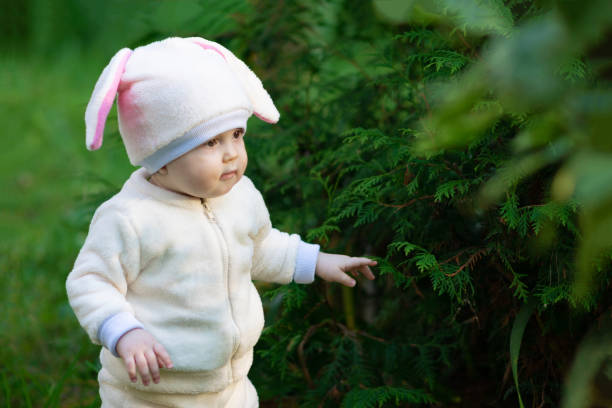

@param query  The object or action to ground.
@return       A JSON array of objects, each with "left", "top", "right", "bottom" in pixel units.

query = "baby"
[{"left": 65, "top": 37, "right": 376, "bottom": 407}]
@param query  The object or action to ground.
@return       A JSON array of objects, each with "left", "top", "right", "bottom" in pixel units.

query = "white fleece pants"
[{"left": 98, "top": 368, "right": 258, "bottom": 408}]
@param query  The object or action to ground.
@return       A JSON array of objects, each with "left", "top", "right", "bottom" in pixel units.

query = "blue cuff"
[
  {"left": 294, "top": 241, "right": 320, "bottom": 284},
  {"left": 97, "top": 312, "right": 144, "bottom": 357}
]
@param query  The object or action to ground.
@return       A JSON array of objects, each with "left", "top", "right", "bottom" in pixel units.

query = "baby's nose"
[{"left": 223, "top": 144, "right": 238, "bottom": 161}]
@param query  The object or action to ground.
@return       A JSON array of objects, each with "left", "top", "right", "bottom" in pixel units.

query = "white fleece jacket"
[{"left": 65, "top": 168, "right": 319, "bottom": 394}]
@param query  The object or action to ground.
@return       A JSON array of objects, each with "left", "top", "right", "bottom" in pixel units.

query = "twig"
[
  {"left": 334, "top": 321, "right": 386, "bottom": 344},
  {"left": 376, "top": 195, "right": 434, "bottom": 209},
  {"left": 440, "top": 248, "right": 472, "bottom": 265},
  {"left": 297, "top": 320, "right": 331, "bottom": 389},
  {"left": 456, "top": 31, "right": 480, "bottom": 58},
  {"left": 303, "top": 299, "right": 325, "bottom": 321},
  {"left": 403, "top": 166, "right": 413, "bottom": 185},
  {"left": 445, "top": 248, "right": 489, "bottom": 277},
  {"left": 443, "top": 159, "right": 464, "bottom": 177},
  {"left": 410, "top": 275, "right": 425, "bottom": 299}
]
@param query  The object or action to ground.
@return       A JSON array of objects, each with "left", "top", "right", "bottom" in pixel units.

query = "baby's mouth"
[{"left": 220, "top": 170, "right": 237, "bottom": 180}]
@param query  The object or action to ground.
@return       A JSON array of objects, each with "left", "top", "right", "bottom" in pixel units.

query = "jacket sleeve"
[
  {"left": 248, "top": 181, "right": 319, "bottom": 284},
  {"left": 65, "top": 205, "right": 142, "bottom": 347}
]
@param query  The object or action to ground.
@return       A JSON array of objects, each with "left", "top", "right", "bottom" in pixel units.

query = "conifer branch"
[{"left": 445, "top": 248, "right": 489, "bottom": 277}]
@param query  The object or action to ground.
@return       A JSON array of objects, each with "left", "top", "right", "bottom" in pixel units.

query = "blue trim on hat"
[{"left": 139, "top": 109, "right": 250, "bottom": 173}]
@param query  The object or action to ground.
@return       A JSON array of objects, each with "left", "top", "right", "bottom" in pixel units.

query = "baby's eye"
[
  {"left": 233, "top": 129, "right": 243, "bottom": 139},
  {"left": 206, "top": 139, "right": 217, "bottom": 147}
]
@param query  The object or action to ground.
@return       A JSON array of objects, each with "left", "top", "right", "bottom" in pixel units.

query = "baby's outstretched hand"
[
  {"left": 115, "top": 328, "right": 173, "bottom": 386},
  {"left": 315, "top": 252, "right": 377, "bottom": 287}
]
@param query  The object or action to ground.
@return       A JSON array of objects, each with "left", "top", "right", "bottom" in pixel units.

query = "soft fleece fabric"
[
  {"left": 98, "top": 369, "right": 258, "bottom": 407},
  {"left": 66, "top": 169, "right": 318, "bottom": 395}
]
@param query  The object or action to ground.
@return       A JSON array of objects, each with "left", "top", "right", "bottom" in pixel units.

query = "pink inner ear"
[
  {"left": 90, "top": 50, "right": 133, "bottom": 150},
  {"left": 190, "top": 40, "right": 227, "bottom": 61},
  {"left": 254, "top": 111, "right": 276, "bottom": 124}
]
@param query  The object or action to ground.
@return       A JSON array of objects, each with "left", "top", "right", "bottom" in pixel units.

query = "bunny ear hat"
[{"left": 84, "top": 37, "right": 280, "bottom": 173}]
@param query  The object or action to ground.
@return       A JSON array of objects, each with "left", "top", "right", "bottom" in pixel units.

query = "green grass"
[{"left": 0, "top": 45, "right": 135, "bottom": 407}]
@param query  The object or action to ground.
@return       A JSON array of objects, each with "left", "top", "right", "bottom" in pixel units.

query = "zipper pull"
[{"left": 202, "top": 199, "right": 216, "bottom": 222}]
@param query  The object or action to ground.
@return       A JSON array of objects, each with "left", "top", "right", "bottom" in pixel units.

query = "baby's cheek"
[{"left": 241, "top": 152, "right": 248, "bottom": 172}]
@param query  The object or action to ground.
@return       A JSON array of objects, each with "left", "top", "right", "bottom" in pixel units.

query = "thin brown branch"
[
  {"left": 456, "top": 31, "right": 480, "bottom": 58},
  {"left": 411, "top": 276, "right": 425, "bottom": 299},
  {"left": 303, "top": 299, "right": 326, "bottom": 321},
  {"left": 403, "top": 165, "right": 413, "bottom": 185},
  {"left": 376, "top": 195, "right": 434, "bottom": 208},
  {"left": 420, "top": 91, "right": 431, "bottom": 115},
  {"left": 445, "top": 248, "right": 489, "bottom": 277},
  {"left": 443, "top": 159, "right": 464, "bottom": 177},
  {"left": 298, "top": 320, "right": 331, "bottom": 389},
  {"left": 356, "top": 330, "right": 387, "bottom": 343},
  {"left": 440, "top": 248, "right": 472, "bottom": 265},
  {"left": 335, "top": 321, "right": 386, "bottom": 343}
]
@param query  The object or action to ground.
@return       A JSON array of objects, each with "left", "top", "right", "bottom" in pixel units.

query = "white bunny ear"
[
  {"left": 85, "top": 48, "right": 132, "bottom": 150},
  {"left": 187, "top": 37, "right": 280, "bottom": 124}
]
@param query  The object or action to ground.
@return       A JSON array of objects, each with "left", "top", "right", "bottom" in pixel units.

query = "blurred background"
[{"left": 1, "top": 0, "right": 612, "bottom": 407}]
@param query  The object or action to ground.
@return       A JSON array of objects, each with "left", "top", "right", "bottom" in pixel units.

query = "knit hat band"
[{"left": 138, "top": 109, "right": 250, "bottom": 173}]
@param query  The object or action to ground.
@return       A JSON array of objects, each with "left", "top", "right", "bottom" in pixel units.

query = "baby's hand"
[
  {"left": 315, "top": 252, "right": 377, "bottom": 287},
  {"left": 115, "top": 328, "right": 173, "bottom": 386}
]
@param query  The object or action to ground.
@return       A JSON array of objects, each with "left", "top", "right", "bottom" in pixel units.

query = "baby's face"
[{"left": 159, "top": 127, "right": 248, "bottom": 199}]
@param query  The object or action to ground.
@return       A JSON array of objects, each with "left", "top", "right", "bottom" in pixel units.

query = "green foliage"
[
  {"left": 244, "top": 0, "right": 611, "bottom": 406},
  {"left": 407, "top": 0, "right": 612, "bottom": 302},
  {"left": 341, "top": 386, "right": 435, "bottom": 408},
  {"left": 561, "top": 318, "right": 612, "bottom": 408},
  {"left": 509, "top": 297, "right": 537, "bottom": 408}
]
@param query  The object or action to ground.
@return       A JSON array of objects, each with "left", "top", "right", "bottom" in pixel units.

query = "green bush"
[{"left": 241, "top": 1, "right": 612, "bottom": 406}]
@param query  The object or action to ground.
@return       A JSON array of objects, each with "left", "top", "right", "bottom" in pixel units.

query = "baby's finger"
[
  {"left": 154, "top": 343, "right": 174, "bottom": 369},
  {"left": 337, "top": 271, "right": 356, "bottom": 287},
  {"left": 359, "top": 258, "right": 377, "bottom": 267},
  {"left": 123, "top": 355, "right": 138, "bottom": 383},
  {"left": 343, "top": 257, "right": 377, "bottom": 272},
  {"left": 145, "top": 349, "right": 161, "bottom": 384},
  {"left": 347, "top": 264, "right": 374, "bottom": 278},
  {"left": 358, "top": 264, "right": 376, "bottom": 280},
  {"left": 135, "top": 353, "right": 151, "bottom": 386}
]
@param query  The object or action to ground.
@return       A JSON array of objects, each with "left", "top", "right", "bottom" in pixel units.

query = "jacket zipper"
[{"left": 202, "top": 199, "right": 241, "bottom": 359}]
